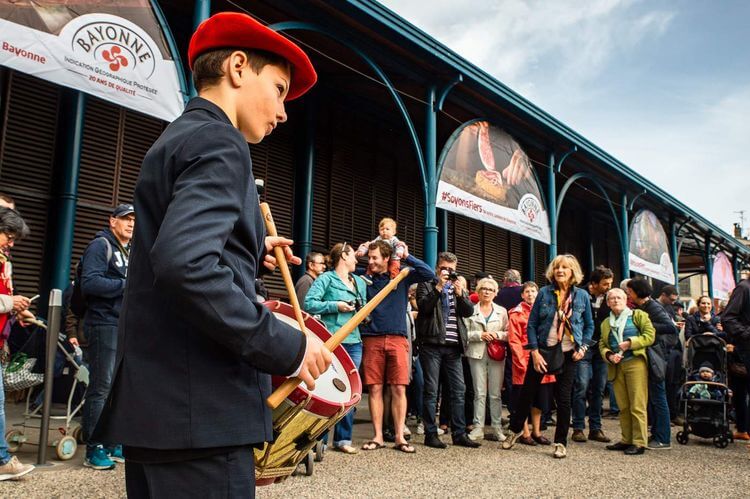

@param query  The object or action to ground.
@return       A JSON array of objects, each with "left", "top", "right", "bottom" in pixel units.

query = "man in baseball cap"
[{"left": 96, "top": 12, "right": 331, "bottom": 497}]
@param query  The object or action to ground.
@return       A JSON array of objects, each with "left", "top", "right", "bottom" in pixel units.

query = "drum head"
[{"left": 266, "top": 301, "right": 362, "bottom": 418}]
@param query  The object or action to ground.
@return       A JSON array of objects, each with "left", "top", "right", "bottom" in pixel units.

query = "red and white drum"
[{"left": 254, "top": 301, "right": 362, "bottom": 485}]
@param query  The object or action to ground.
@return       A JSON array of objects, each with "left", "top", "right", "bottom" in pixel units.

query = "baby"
[
  {"left": 687, "top": 364, "right": 724, "bottom": 401},
  {"left": 356, "top": 217, "right": 406, "bottom": 279}
]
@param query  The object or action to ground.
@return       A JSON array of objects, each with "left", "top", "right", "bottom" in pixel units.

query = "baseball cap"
[
  {"left": 111, "top": 204, "right": 135, "bottom": 218},
  {"left": 188, "top": 12, "right": 317, "bottom": 101}
]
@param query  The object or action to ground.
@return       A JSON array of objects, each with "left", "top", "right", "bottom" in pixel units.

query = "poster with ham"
[
  {"left": 712, "top": 252, "right": 735, "bottom": 300},
  {"left": 0, "top": 0, "right": 185, "bottom": 122},
  {"left": 628, "top": 210, "right": 675, "bottom": 283},
  {"left": 436, "top": 120, "right": 550, "bottom": 244}
]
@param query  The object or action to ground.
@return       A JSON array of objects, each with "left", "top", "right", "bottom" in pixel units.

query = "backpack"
[{"left": 69, "top": 237, "right": 112, "bottom": 318}]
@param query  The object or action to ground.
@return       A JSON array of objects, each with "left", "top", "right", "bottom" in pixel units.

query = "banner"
[
  {"left": 712, "top": 252, "right": 735, "bottom": 301},
  {"left": 436, "top": 120, "right": 550, "bottom": 243},
  {"left": 0, "top": 1, "right": 185, "bottom": 122},
  {"left": 628, "top": 210, "right": 675, "bottom": 283}
]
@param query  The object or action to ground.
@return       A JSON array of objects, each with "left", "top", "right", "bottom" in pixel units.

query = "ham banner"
[
  {"left": 437, "top": 120, "right": 550, "bottom": 244},
  {"left": 0, "top": 1, "right": 185, "bottom": 121},
  {"left": 628, "top": 209, "right": 675, "bottom": 283}
]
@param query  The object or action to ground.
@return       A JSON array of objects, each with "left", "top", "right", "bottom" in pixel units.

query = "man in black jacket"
[
  {"left": 96, "top": 13, "right": 331, "bottom": 497},
  {"left": 722, "top": 277, "right": 750, "bottom": 439},
  {"left": 80, "top": 203, "right": 134, "bottom": 470},
  {"left": 416, "top": 252, "right": 480, "bottom": 449},
  {"left": 571, "top": 266, "right": 614, "bottom": 444},
  {"left": 626, "top": 278, "right": 676, "bottom": 450}
]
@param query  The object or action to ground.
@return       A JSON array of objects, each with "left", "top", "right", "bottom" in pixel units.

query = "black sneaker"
[
  {"left": 606, "top": 442, "right": 630, "bottom": 451},
  {"left": 624, "top": 445, "right": 646, "bottom": 455},
  {"left": 452, "top": 434, "right": 481, "bottom": 448},
  {"left": 424, "top": 433, "right": 447, "bottom": 449}
]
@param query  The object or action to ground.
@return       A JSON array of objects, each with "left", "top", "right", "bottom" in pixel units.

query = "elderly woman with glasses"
[
  {"left": 464, "top": 277, "right": 509, "bottom": 442},
  {"left": 304, "top": 242, "right": 367, "bottom": 454},
  {"left": 503, "top": 254, "right": 594, "bottom": 459},
  {"left": 600, "top": 287, "right": 655, "bottom": 455}
]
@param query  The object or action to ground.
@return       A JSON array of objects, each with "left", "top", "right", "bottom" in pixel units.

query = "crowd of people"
[{"left": 294, "top": 219, "right": 750, "bottom": 459}]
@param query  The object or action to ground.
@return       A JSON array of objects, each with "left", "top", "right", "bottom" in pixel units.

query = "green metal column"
[
  {"left": 45, "top": 90, "right": 87, "bottom": 299},
  {"left": 669, "top": 215, "right": 679, "bottom": 285},
  {"left": 620, "top": 193, "right": 629, "bottom": 277},
  {"left": 189, "top": 0, "right": 211, "bottom": 97},
  {"left": 546, "top": 152, "right": 557, "bottom": 260},
  {"left": 524, "top": 237, "right": 535, "bottom": 282},
  {"left": 704, "top": 234, "right": 714, "bottom": 299},
  {"left": 293, "top": 98, "right": 316, "bottom": 280},
  {"left": 437, "top": 208, "right": 448, "bottom": 252},
  {"left": 423, "top": 86, "right": 438, "bottom": 268}
]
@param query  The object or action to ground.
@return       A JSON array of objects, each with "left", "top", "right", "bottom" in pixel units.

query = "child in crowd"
[
  {"left": 356, "top": 217, "right": 406, "bottom": 278},
  {"left": 687, "top": 364, "right": 725, "bottom": 401}
]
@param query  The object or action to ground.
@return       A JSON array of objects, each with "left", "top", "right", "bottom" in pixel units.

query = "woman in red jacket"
[{"left": 507, "top": 281, "right": 555, "bottom": 445}]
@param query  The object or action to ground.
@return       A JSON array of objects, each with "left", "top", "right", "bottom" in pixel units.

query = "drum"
[{"left": 254, "top": 301, "right": 362, "bottom": 485}]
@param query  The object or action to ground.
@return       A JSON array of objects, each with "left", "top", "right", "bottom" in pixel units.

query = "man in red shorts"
[{"left": 360, "top": 240, "right": 434, "bottom": 453}]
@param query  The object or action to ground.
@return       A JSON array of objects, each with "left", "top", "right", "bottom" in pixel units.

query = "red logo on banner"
[{"left": 102, "top": 46, "right": 128, "bottom": 72}]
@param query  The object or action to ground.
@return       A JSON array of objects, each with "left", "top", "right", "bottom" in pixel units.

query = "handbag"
[
  {"left": 537, "top": 343, "right": 564, "bottom": 375},
  {"left": 487, "top": 340, "right": 506, "bottom": 361},
  {"left": 2, "top": 353, "right": 44, "bottom": 392},
  {"left": 728, "top": 352, "right": 748, "bottom": 379},
  {"left": 646, "top": 343, "right": 667, "bottom": 382}
]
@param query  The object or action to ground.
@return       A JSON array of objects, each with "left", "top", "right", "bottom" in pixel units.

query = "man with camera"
[{"left": 416, "top": 252, "right": 480, "bottom": 449}]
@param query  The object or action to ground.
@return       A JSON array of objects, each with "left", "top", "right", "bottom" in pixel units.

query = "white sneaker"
[
  {"left": 437, "top": 427, "right": 446, "bottom": 436},
  {"left": 0, "top": 456, "right": 34, "bottom": 481},
  {"left": 416, "top": 422, "right": 425, "bottom": 435},
  {"left": 494, "top": 429, "right": 507, "bottom": 442},
  {"left": 553, "top": 443, "right": 567, "bottom": 458},
  {"left": 468, "top": 427, "right": 484, "bottom": 441}
]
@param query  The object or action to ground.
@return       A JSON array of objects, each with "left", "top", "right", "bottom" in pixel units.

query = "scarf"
[
  {"left": 554, "top": 288, "right": 574, "bottom": 343},
  {"left": 608, "top": 308, "right": 634, "bottom": 345}
]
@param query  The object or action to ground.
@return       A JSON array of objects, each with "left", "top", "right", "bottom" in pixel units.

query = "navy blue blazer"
[{"left": 97, "top": 98, "right": 306, "bottom": 450}]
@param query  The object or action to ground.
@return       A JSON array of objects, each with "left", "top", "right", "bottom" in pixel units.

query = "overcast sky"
[{"left": 379, "top": 0, "right": 749, "bottom": 238}]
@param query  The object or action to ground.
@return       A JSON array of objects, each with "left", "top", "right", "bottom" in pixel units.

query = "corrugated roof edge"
[{"left": 345, "top": 0, "right": 749, "bottom": 258}]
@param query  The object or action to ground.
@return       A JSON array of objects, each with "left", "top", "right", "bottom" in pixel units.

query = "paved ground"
[{"left": 2, "top": 396, "right": 748, "bottom": 498}]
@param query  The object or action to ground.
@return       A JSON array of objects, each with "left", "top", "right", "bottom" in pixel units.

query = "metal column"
[
  {"left": 546, "top": 152, "right": 557, "bottom": 260},
  {"left": 44, "top": 90, "right": 87, "bottom": 299},
  {"left": 620, "top": 193, "right": 629, "bottom": 277},
  {"left": 704, "top": 234, "right": 714, "bottom": 299},
  {"left": 437, "top": 209, "right": 448, "bottom": 252},
  {"left": 524, "top": 237, "right": 535, "bottom": 282},
  {"left": 189, "top": 0, "right": 211, "bottom": 97},
  {"left": 423, "top": 85, "right": 438, "bottom": 268},
  {"left": 292, "top": 98, "right": 316, "bottom": 279},
  {"left": 669, "top": 215, "right": 679, "bottom": 285}
]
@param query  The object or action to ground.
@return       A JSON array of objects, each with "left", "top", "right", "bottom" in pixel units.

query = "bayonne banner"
[
  {"left": 436, "top": 120, "right": 550, "bottom": 244},
  {"left": 712, "top": 252, "right": 735, "bottom": 301},
  {"left": 628, "top": 210, "right": 675, "bottom": 283},
  {"left": 0, "top": 1, "right": 184, "bottom": 122}
]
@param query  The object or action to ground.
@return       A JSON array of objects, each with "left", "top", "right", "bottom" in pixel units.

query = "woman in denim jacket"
[{"left": 503, "top": 254, "right": 593, "bottom": 458}]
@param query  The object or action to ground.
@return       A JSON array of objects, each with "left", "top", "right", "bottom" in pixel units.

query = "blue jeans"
[
  {"left": 572, "top": 349, "right": 607, "bottom": 431},
  {"left": 0, "top": 363, "right": 11, "bottom": 464},
  {"left": 648, "top": 378, "right": 671, "bottom": 444},
  {"left": 82, "top": 324, "right": 118, "bottom": 451},
  {"left": 333, "top": 342, "right": 362, "bottom": 447},
  {"left": 420, "top": 345, "right": 466, "bottom": 438},
  {"left": 407, "top": 355, "right": 424, "bottom": 419}
]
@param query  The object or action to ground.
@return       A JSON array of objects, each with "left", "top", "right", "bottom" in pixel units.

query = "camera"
[
  {"left": 348, "top": 299, "right": 372, "bottom": 327},
  {"left": 448, "top": 271, "right": 459, "bottom": 281}
]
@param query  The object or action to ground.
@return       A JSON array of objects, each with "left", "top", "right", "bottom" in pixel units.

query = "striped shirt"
[{"left": 444, "top": 290, "right": 459, "bottom": 344}]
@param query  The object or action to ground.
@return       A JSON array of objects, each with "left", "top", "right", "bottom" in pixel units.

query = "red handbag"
[{"left": 487, "top": 340, "right": 506, "bottom": 361}]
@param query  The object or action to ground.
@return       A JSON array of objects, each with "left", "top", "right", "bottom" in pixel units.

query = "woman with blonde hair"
[
  {"left": 503, "top": 254, "right": 593, "bottom": 458},
  {"left": 464, "top": 277, "right": 508, "bottom": 441}
]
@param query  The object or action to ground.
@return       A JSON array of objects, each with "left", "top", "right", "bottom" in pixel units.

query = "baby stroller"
[
  {"left": 5, "top": 319, "right": 89, "bottom": 460},
  {"left": 675, "top": 334, "right": 733, "bottom": 448}
]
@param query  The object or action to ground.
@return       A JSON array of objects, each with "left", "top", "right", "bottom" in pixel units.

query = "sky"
[{"left": 379, "top": 0, "right": 749, "bottom": 238}]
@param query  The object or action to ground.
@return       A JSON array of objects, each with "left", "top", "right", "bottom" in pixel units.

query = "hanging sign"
[
  {"left": 628, "top": 209, "right": 675, "bottom": 282},
  {"left": 436, "top": 120, "right": 550, "bottom": 243},
  {"left": 0, "top": 1, "right": 185, "bottom": 121},
  {"left": 712, "top": 252, "right": 735, "bottom": 300}
]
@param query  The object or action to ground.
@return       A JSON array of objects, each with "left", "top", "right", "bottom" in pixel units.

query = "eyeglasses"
[
  {"left": 478, "top": 287, "right": 496, "bottom": 293},
  {"left": 312, "top": 261, "right": 325, "bottom": 265},
  {"left": 3, "top": 233, "right": 15, "bottom": 243}
]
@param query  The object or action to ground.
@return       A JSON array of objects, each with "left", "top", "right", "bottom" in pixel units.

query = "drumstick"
[
  {"left": 267, "top": 267, "right": 411, "bottom": 409},
  {"left": 259, "top": 203, "right": 308, "bottom": 336}
]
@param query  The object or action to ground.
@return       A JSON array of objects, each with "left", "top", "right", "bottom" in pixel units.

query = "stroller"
[
  {"left": 5, "top": 319, "right": 89, "bottom": 460},
  {"left": 675, "top": 334, "right": 733, "bottom": 448}
]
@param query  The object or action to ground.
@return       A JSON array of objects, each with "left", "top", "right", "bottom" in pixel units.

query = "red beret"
[{"left": 188, "top": 12, "right": 317, "bottom": 101}]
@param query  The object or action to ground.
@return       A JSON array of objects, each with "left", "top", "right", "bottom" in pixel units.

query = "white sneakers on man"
[{"left": 468, "top": 427, "right": 484, "bottom": 441}]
